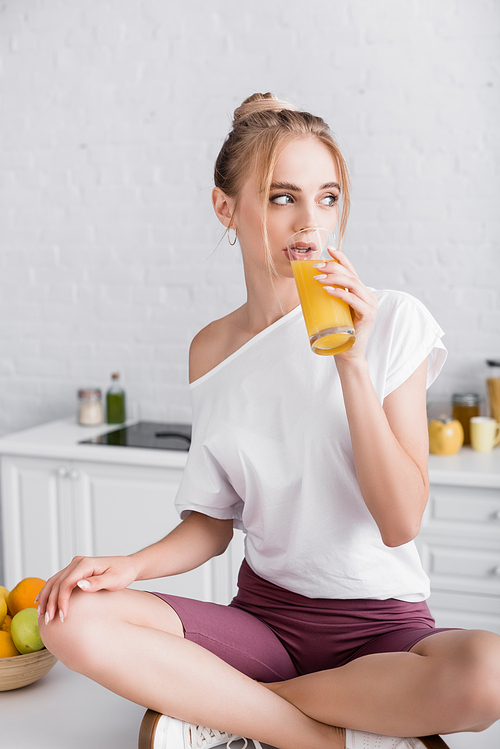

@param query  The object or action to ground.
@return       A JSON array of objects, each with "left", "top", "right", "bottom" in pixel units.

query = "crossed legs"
[
  {"left": 264, "top": 629, "right": 500, "bottom": 737},
  {"left": 40, "top": 588, "right": 341, "bottom": 749},
  {"left": 40, "top": 588, "right": 500, "bottom": 748}
]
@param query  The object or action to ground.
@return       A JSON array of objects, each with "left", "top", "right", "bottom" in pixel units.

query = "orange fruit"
[
  {"left": 0, "top": 630, "right": 20, "bottom": 658},
  {"left": 1, "top": 614, "right": 12, "bottom": 633},
  {"left": 7, "top": 578, "right": 46, "bottom": 617},
  {"left": 0, "top": 595, "right": 6, "bottom": 628}
]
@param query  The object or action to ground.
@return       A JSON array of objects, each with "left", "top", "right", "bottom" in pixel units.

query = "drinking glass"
[{"left": 287, "top": 227, "right": 355, "bottom": 356}]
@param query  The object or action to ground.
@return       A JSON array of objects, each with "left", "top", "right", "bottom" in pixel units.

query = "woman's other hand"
[{"left": 36, "top": 555, "right": 138, "bottom": 624}]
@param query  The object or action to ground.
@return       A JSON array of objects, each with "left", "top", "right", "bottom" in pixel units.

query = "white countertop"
[
  {"left": 1, "top": 417, "right": 499, "bottom": 485},
  {"left": 428, "top": 448, "right": 500, "bottom": 487},
  {"left": 0, "top": 417, "right": 188, "bottom": 469}
]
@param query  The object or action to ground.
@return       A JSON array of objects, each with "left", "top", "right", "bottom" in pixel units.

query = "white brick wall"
[{"left": 0, "top": 0, "right": 499, "bottom": 436}]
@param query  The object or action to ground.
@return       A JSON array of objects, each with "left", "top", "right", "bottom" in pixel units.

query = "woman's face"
[{"left": 234, "top": 136, "right": 340, "bottom": 277}]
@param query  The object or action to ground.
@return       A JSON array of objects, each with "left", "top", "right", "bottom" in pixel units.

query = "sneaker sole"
[
  {"left": 138, "top": 709, "right": 161, "bottom": 749},
  {"left": 419, "top": 737, "right": 451, "bottom": 749}
]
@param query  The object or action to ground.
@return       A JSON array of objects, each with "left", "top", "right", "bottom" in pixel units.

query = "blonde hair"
[{"left": 214, "top": 93, "right": 351, "bottom": 274}]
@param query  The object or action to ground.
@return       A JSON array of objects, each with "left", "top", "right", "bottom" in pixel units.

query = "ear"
[{"left": 212, "top": 187, "right": 236, "bottom": 229}]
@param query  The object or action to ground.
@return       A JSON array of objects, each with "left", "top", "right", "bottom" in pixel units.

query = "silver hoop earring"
[{"left": 227, "top": 228, "right": 237, "bottom": 246}]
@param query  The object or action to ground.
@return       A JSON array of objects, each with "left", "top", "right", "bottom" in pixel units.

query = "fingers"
[
  {"left": 326, "top": 245, "right": 357, "bottom": 274},
  {"left": 313, "top": 250, "right": 378, "bottom": 355},
  {"left": 314, "top": 264, "right": 369, "bottom": 308},
  {"left": 315, "top": 248, "right": 358, "bottom": 282},
  {"left": 37, "top": 556, "right": 135, "bottom": 624},
  {"left": 37, "top": 557, "right": 107, "bottom": 624},
  {"left": 314, "top": 250, "right": 374, "bottom": 306}
]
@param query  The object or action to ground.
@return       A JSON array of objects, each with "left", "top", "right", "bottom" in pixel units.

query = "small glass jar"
[
  {"left": 452, "top": 393, "right": 480, "bottom": 446},
  {"left": 78, "top": 388, "right": 103, "bottom": 426}
]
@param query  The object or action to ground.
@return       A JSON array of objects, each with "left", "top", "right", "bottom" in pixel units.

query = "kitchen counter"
[
  {"left": 0, "top": 417, "right": 189, "bottom": 468},
  {"left": 428, "top": 447, "right": 500, "bottom": 487},
  {"left": 1, "top": 416, "right": 498, "bottom": 477}
]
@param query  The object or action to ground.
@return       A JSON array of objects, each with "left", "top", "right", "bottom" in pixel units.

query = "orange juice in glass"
[{"left": 288, "top": 227, "right": 355, "bottom": 356}]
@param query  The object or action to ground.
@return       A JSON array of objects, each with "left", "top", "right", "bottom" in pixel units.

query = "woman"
[{"left": 38, "top": 94, "right": 500, "bottom": 749}]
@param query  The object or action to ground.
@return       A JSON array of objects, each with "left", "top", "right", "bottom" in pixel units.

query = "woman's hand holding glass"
[{"left": 313, "top": 247, "right": 378, "bottom": 361}]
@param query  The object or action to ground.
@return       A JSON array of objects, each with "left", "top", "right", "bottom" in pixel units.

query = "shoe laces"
[{"left": 186, "top": 723, "right": 262, "bottom": 749}]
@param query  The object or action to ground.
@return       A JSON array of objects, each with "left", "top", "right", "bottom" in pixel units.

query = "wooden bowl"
[{"left": 0, "top": 648, "right": 58, "bottom": 691}]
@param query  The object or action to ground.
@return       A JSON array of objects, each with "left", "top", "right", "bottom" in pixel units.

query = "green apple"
[{"left": 11, "top": 608, "right": 45, "bottom": 654}]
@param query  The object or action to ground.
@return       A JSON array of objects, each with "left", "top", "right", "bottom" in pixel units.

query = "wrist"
[
  {"left": 335, "top": 353, "right": 369, "bottom": 379},
  {"left": 127, "top": 550, "right": 146, "bottom": 581}
]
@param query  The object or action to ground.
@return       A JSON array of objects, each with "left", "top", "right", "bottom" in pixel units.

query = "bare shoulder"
[{"left": 189, "top": 308, "right": 245, "bottom": 384}]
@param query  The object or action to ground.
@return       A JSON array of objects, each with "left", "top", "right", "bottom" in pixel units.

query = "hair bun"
[{"left": 232, "top": 92, "right": 299, "bottom": 127}]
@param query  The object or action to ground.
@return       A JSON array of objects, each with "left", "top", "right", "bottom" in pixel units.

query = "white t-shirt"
[{"left": 175, "top": 289, "right": 447, "bottom": 602}]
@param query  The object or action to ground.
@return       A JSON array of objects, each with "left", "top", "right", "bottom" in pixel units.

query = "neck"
[{"left": 241, "top": 263, "right": 300, "bottom": 332}]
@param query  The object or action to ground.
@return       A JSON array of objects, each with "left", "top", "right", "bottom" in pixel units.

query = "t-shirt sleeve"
[
  {"left": 174, "top": 434, "right": 245, "bottom": 530},
  {"left": 370, "top": 290, "right": 447, "bottom": 399}
]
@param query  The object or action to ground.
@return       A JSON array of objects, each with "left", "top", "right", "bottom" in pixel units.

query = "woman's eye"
[
  {"left": 320, "top": 194, "right": 339, "bottom": 206},
  {"left": 270, "top": 194, "right": 293, "bottom": 205}
]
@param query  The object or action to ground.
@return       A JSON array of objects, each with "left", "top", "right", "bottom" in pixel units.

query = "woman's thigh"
[
  {"left": 149, "top": 591, "right": 298, "bottom": 682},
  {"left": 40, "top": 586, "right": 185, "bottom": 657},
  {"left": 42, "top": 587, "right": 297, "bottom": 682}
]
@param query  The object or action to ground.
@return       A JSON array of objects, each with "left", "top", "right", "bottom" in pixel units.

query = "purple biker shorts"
[{"left": 150, "top": 559, "right": 454, "bottom": 682}]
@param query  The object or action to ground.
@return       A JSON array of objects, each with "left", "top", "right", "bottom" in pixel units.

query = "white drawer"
[
  {"left": 417, "top": 535, "right": 500, "bottom": 596},
  {"left": 426, "top": 590, "right": 500, "bottom": 634},
  {"left": 423, "top": 484, "right": 500, "bottom": 535}
]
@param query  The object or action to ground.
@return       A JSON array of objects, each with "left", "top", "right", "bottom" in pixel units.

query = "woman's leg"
[
  {"left": 39, "top": 587, "right": 343, "bottom": 749},
  {"left": 264, "top": 629, "right": 500, "bottom": 737}
]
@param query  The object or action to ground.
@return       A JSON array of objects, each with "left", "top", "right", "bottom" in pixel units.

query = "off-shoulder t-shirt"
[{"left": 175, "top": 289, "right": 447, "bottom": 602}]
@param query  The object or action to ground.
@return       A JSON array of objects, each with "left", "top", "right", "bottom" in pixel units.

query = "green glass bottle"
[{"left": 106, "top": 372, "right": 126, "bottom": 424}]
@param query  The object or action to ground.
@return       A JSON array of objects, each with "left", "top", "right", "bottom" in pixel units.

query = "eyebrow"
[{"left": 270, "top": 181, "right": 340, "bottom": 192}]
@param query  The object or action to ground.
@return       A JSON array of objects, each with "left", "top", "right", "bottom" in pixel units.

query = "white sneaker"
[
  {"left": 345, "top": 730, "right": 450, "bottom": 749},
  {"left": 139, "top": 709, "right": 263, "bottom": 749}
]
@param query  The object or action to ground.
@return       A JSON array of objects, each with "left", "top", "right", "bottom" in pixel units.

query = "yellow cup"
[{"left": 470, "top": 417, "right": 500, "bottom": 452}]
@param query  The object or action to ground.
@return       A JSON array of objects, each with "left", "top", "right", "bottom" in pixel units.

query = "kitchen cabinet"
[
  {"left": 0, "top": 418, "right": 244, "bottom": 604},
  {"left": 418, "top": 450, "right": 500, "bottom": 635}
]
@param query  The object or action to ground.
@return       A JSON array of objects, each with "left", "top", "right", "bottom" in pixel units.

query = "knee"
[
  {"left": 454, "top": 631, "right": 500, "bottom": 724},
  {"left": 39, "top": 589, "right": 104, "bottom": 673}
]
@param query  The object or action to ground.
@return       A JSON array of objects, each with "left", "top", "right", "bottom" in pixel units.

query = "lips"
[
  {"left": 290, "top": 242, "right": 318, "bottom": 252},
  {"left": 286, "top": 242, "right": 318, "bottom": 261}
]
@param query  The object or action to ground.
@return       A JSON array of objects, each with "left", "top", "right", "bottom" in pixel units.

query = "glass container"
[
  {"left": 106, "top": 372, "right": 126, "bottom": 424},
  {"left": 452, "top": 393, "right": 480, "bottom": 446},
  {"left": 78, "top": 388, "right": 103, "bottom": 426},
  {"left": 486, "top": 360, "right": 500, "bottom": 425}
]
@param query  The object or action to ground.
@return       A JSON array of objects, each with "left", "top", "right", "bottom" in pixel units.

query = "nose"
[{"left": 293, "top": 201, "right": 320, "bottom": 233}]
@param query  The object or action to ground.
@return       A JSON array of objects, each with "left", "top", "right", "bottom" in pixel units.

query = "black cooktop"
[{"left": 80, "top": 421, "right": 192, "bottom": 451}]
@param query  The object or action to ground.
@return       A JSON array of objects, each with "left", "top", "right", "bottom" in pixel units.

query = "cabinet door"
[
  {"left": 427, "top": 590, "right": 500, "bottom": 635},
  {"left": 0, "top": 456, "right": 74, "bottom": 588},
  {"left": 74, "top": 460, "right": 234, "bottom": 603}
]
